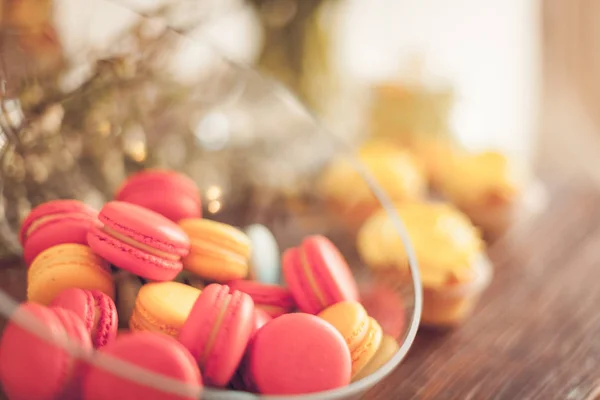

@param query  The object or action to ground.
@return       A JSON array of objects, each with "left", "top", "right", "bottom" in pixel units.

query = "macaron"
[
  {"left": 27, "top": 243, "right": 114, "bottom": 305},
  {"left": 244, "top": 224, "right": 281, "bottom": 284},
  {"left": 282, "top": 235, "right": 359, "bottom": 315},
  {"left": 129, "top": 282, "right": 201, "bottom": 337},
  {"left": 178, "top": 283, "right": 255, "bottom": 387},
  {"left": 114, "top": 271, "right": 145, "bottom": 328},
  {"left": 87, "top": 201, "right": 190, "bottom": 281},
  {"left": 19, "top": 199, "right": 99, "bottom": 266},
  {"left": 0, "top": 303, "right": 93, "bottom": 400},
  {"left": 246, "top": 313, "right": 352, "bottom": 395},
  {"left": 179, "top": 219, "right": 251, "bottom": 282},
  {"left": 352, "top": 335, "right": 400, "bottom": 381},
  {"left": 83, "top": 331, "right": 203, "bottom": 400},
  {"left": 115, "top": 169, "right": 201, "bottom": 222},
  {"left": 252, "top": 308, "right": 272, "bottom": 335},
  {"left": 227, "top": 280, "right": 295, "bottom": 318},
  {"left": 360, "top": 282, "right": 406, "bottom": 339},
  {"left": 318, "top": 301, "right": 383, "bottom": 380},
  {"left": 50, "top": 288, "right": 119, "bottom": 348}
]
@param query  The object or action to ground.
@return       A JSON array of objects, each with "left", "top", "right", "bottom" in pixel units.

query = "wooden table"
[{"left": 2, "top": 180, "right": 600, "bottom": 399}]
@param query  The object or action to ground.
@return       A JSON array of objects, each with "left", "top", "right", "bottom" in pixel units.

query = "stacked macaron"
[{"left": 0, "top": 168, "right": 405, "bottom": 399}]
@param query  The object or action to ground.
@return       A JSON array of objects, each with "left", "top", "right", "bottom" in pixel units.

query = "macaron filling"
[
  {"left": 25, "top": 213, "right": 73, "bottom": 238},
  {"left": 200, "top": 296, "right": 231, "bottom": 365},
  {"left": 299, "top": 250, "right": 329, "bottom": 308},
  {"left": 100, "top": 226, "right": 180, "bottom": 261},
  {"left": 350, "top": 318, "right": 379, "bottom": 372}
]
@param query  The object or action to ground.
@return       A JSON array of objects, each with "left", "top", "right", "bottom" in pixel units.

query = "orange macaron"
[
  {"left": 179, "top": 219, "right": 251, "bottom": 282},
  {"left": 318, "top": 301, "right": 383, "bottom": 381},
  {"left": 129, "top": 282, "right": 201, "bottom": 338}
]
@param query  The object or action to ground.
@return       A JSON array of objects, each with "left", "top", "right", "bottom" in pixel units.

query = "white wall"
[{"left": 334, "top": 0, "right": 541, "bottom": 165}]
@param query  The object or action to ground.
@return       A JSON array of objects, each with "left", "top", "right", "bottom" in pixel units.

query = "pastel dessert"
[
  {"left": 244, "top": 224, "right": 281, "bottom": 284},
  {"left": 318, "top": 140, "right": 426, "bottom": 228},
  {"left": 283, "top": 235, "right": 359, "bottom": 315},
  {"left": 179, "top": 219, "right": 251, "bottom": 282},
  {"left": 227, "top": 280, "right": 295, "bottom": 318},
  {"left": 245, "top": 313, "right": 351, "bottom": 395},
  {"left": 27, "top": 243, "right": 114, "bottom": 305},
  {"left": 178, "top": 283, "right": 255, "bottom": 387},
  {"left": 83, "top": 332, "right": 203, "bottom": 400},
  {"left": 115, "top": 169, "right": 201, "bottom": 222},
  {"left": 357, "top": 202, "right": 491, "bottom": 326},
  {"left": 50, "top": 288, "right": 118, "bottom": 348},
  {"left": 19, "top": 199, "right": 99, "bottom": 265},
  {"left": 49, "top": 307, "right": 94, "bottom": 396},
  {"left": 360, "top": 282, "right": 406, "bottom": 339},
  {"left": 0, "top": 303, "right": 93, "bottom": 400},
  {"left": 437, "top": 150, "right": 525, "bottom": 235},
  {"left": 87, "top": 201, "right": 190, "bottom": 281},
  {"left": 318, "top": 301, "right": 383, "bottom": 380},
  {"left": 114, "top": 271, "right": 145, "bottom": 328},
  {"left": 252, "top": 308, "right": 272, "bottom": 335},
  {"left": 352, "top": 335, "right": 400, "bottom": 381},
  {"left": 129, "top": 282, "right": 201, "bottom": 338}
]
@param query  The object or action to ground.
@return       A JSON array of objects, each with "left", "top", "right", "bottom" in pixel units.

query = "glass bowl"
[{"left": 0, "top": 1, "right": 422, "bottom": 399}]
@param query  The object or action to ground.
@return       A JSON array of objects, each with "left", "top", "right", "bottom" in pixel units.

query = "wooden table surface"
[{"left": 2, "top": 180, "right": 600, "bottom": 400}]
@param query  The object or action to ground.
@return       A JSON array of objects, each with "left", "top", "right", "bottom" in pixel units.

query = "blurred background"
[{"left": 0, "top": 0, "right": 595, "bottom": 245}]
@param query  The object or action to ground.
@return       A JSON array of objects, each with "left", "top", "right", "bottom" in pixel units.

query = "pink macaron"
[
  {"left": 0, "top": 303, "right": 93, "bottom": 400},
  {"left": 360, "top": 282, "right": 406, "bottom": 339},
  {"left": 252, "top": 308, "right": 272, "bottom": 335},
  {"left": 246, "top": 313, "right": 352, "bottom": 395},
  {"left": 115, "top": 170, "right": 201, "bottom": 222},
  {"left": 178, "top": 283, "right": 255, "bottom": 387},
  {"left": 51, "top": 288, "right": 119, "bottom": 348},
  {"left": 83, "top": 331, "right": 203, "bottom": 400},
  {"left": 19, "top": 200, "right": 99, "bottom": 265},
  {"left": 283, "top": 235, "right": 359, "bottom": 315},
  {"left": 87, "top": 201, "right": 190, "bottom": 281},
  {"left": 227, "top": 280, "right": 296, "bottom": 318}
]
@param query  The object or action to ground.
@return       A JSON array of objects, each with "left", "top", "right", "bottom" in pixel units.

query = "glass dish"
[{"left": 0, "top": 1, "right": 422, "bottom": 399}]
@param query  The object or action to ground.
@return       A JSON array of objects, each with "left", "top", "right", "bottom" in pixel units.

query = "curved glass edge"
[{"left": 0, "top": 3, "right": 423, "bottom": 399}]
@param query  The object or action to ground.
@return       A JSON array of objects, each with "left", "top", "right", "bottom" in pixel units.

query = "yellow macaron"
[
  {"left": 129, "top": 281, "right": 201, "bottom": 337},
  {"left": 353, "top": 335, "right": 400, "bottom": 381},
  {"left": 318, "top": 301, "right": 383, "bottom": 380},
  {"left": 179, "top": 218, "right": 251, "bottom": 282},
  {"left": 27, "top": 244, "right": 114, "bottom": 305}
]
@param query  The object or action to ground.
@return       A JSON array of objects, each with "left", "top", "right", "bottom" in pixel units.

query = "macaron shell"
[
  {"left": 88, "top": 226, "right": 183, "bottom": 281},
  {"left": 252, "top": 309, "right": 272, "bottom": 335},
  {"left": 282, "top": 248, "right": 323, "bottom": 315},
  {"left": 83, "top": 332, "right": 202, "bottom": 400},
  {"left": 317, "top": 302, "right": 370, "bottom": 374},
  {"left": 51, "top": 307, "right": 94, "bottom": 398},
  {"left": 23, "top": 215, "right": 99, "bottom": 266},
  {"left": 119, "top": 190, "right": 201, "bottom": 222},
  {"left": 19, "top": 200, "right": 98, "bottom": 246},
  {"left": 352, "top": 335, "right": 400, "bottom": 382},
  {"left": 27, "top": 244, "right": 114, "bottom": 305},
  {"left": 178, "top": 284, "right": 254, "bottom": 388},
  {"left": 202, "top": 289, "right": 255, "bottom": 387},
  {"left": 227, "top": 280, "right": 295, "bottom": 317},
  {"left": 245, "top": 224, "right": 281, "bottom": 285},
  {"left": 360, "top": 283, "right": 406, "bottom": 339},
  {"left": 99, "top": 201, "right": 190, "bottom": 257},
  {"left": 350, "top": 317, "right": 383, "bottom": 380},
  {"left": 91, "top": 290, "right": 119, "bottom": 348},
  {"left": 180, "top": 219, "right": 251, "bottom": 282},
  {"left": 248, "top": 313, "right": 351, "bottom": 395},
  {"left": 51, "top": 288, "right": 96, "bottom": 333},
  {"left": 302, "top": 236, "right": 359, "bottom": 306},
  {"left": 129, "top": 282, "right": 200, "bottom": 337},
  {"left": 0, "top": 303, "right": 77, "bottom": 400},
  {"left": 116, "top": 170, "right": 200, "bottom": 204}
]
